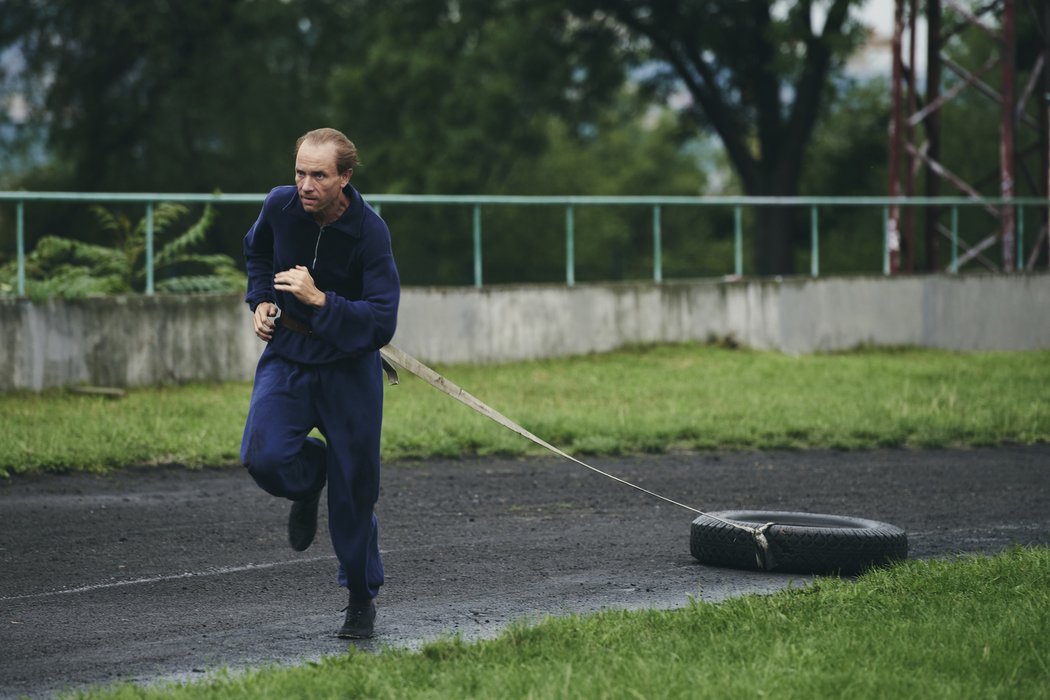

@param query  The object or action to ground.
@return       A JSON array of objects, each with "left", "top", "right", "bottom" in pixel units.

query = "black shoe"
[
  {"left": 288, "top": 490, "right": 321, "bottom": 552},
  {"left": 338, "top": 596, "right": 376, "bottom": 639}
]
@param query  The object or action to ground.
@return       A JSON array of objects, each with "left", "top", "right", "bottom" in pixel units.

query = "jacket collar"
[{"left": 283, "top": 183, "right": 364, "bottom": 238}]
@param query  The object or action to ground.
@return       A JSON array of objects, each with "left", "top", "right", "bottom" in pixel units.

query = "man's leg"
[
  {"left": 241, "top": 353, "right": 327, "bottom": 549},
  {"left": 317, "top": 355, "right": 385, "bottom": 637}
]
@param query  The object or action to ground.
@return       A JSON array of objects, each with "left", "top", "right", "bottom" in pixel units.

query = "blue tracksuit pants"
[{"left": 240, "top": 350, "right": 384, "bottom": 599}]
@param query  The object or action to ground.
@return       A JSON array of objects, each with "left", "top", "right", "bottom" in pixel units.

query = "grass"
[
  {"left": 2, "top": 343, "right": 1050, "bottom": 477},
  {"left": 72, "top": 547, "right": 1050, "bottom": 699},
  {"left": 0, "top": 383, "right": 247, "bottom": 476}
]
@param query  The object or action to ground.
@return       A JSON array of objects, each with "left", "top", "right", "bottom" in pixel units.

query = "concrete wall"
[
  {"left": 0, "top": 296, "right": 262, "bottom": 391},
  {"left": 1, "top": 273, "right": 1048, "bottom": 391}
]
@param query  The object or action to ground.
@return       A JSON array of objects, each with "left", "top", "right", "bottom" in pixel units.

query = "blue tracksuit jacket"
[{"left": 243, "top": 183, "right": 399, "bottom": 361}]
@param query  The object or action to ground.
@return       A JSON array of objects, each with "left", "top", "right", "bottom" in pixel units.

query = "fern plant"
[{"left": 0, "top": 203, "right": 246, "bottom": 299}]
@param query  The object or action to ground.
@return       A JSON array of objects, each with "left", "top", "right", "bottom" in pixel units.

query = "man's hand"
[
  {"left": 274, "top": 265, "right": 326, "bottom": 308},
  {"left": 253, "top": 302, "right": 278, "bottom": 342}
]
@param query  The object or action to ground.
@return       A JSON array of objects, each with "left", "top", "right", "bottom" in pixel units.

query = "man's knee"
[
  {"left": 242, "top": 433, "right": 294, "bottom": 494},
  {"left": 243, "top": 452, "right": 292, "bottom": 497},
  {"left": 242, "top": 434, "right": 326, "bottom": 498}
]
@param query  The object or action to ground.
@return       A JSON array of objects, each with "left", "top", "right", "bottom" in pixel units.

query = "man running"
[{"left": 240, "top": 127, "right": 399, "bottom": 639}]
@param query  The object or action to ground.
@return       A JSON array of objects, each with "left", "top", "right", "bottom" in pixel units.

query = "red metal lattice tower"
[{"left": 888, "top": 0, "right": 1050, "bottom": 273}]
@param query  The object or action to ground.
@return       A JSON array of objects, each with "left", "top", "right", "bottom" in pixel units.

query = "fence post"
[
  {"left": 565, "top": 204, "right": 575, "bottom": 286},
  {"left": 472, "top": 204, "right": 482, "bottom": 288},
  {"left": 1017, "top": 204, "right": 1024, "bottom": 271},
  {"left": 145, "top": 202, "right": 155, "bottom": 295},
  {"left": 734, "top": 206, "right": 743, "bottom": 276},
  {"left": 951, "top": 205, "right": 959, "bottom": 273},
  {"left": 883, "top": 206, "right": 890, "bottom": 275},
  {"left": 652, "top": 205, "right": 662, "bottom": 283},
  {"left": 16, "top": 200, "right": 25, "bottom": 297},
  {"left": 810, "top": 205, "right": 819, "bottom": 277}
]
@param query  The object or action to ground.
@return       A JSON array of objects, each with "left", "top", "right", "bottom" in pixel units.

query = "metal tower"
[{"left": 888, "top": 0, "right": 1049, "bottom": 273}]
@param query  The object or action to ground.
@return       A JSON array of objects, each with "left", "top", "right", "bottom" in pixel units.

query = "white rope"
[{"left": 379, "top": 344, "right": 766, "bottom": 547}]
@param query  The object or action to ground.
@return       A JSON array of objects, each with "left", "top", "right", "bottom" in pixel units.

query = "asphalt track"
[{"left": 2, "top": 446, "right": 1048, "bottom": 698}]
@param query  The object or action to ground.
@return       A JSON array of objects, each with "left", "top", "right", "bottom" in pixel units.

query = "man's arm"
[{"left": 243, "top": 194, "right": 278, "bottom": 341}]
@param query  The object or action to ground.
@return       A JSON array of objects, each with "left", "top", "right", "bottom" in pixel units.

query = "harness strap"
[{"left": 379, "top": 344, "right": 770, "bottom": 560}]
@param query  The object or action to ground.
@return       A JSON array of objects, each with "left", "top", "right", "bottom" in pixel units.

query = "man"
[{"left": 240, "top": 127, "right": 400, "bottom": 639}]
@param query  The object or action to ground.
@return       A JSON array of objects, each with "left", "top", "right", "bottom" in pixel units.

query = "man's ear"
[{"left": 342, "top": 169, "right": 353, "bottom": 186}]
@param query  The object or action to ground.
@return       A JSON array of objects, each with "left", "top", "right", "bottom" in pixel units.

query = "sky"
[{"left": 849, "top": 0, "right": 929, "bottom": 78}]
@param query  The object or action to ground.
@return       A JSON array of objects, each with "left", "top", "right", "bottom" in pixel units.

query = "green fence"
[{"left": 1, "top": 191, "right": 1047, "bottom": 295}]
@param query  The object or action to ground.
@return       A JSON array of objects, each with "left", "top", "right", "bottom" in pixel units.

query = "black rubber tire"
[{"left": 690, "top": 510, "right": 908, "bottom": 575}]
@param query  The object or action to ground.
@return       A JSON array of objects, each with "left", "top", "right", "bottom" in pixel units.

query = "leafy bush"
[{"left": 0, "top": 203, "right": 245, "bottom": 298}]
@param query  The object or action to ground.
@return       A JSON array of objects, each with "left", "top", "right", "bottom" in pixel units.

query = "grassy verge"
[
  {"left": 3, "top": 343, "right": 1049, "bottom": 477},
  {"left": 74, "top": 547, "right": 1050, "bottom": 699},
  {"left": 383, "top": 344, "right": 1050, "bottom": 458}
]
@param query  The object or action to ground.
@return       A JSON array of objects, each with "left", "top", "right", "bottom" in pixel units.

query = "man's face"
[{"left": 295, "top": 142, "right": 350, "bottom": 220}]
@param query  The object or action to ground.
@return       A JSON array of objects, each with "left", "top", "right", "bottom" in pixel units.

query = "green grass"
[
  {"left": 0, "top": 383, "right": 248, "bottom": 476},
  {"left": 72, "top": 547, "right": 1050, "bottom": 699},
  {"left": 383, "top": 344, "right": 1050, "bottom": 458},
  {"left": 2, "top": 343, "right": 1049, "bottom": 477}
]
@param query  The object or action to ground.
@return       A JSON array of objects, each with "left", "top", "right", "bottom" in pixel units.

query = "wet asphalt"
[{"left": 1, "top": 446, "right": 1048, "bottom": 698}]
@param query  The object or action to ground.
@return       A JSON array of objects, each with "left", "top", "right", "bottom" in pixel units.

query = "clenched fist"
[
  {"left": 253, "top": 302, "right": 278, "bottom": 341},
  {"left": 275, "top": 265, "right": 326, "bottom": 308}
]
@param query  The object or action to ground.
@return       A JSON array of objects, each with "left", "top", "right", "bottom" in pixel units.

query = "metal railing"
[{"left": 1, "top": 191, "right": 1047, "bottom": 295}]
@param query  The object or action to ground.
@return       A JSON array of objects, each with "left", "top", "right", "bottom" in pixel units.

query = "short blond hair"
[{"left": 295, "top": 128, "right": 359, "bottom": 173}]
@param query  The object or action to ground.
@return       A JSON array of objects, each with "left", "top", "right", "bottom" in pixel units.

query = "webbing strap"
[{"left": 378, "top": 344, "right": 770, "bottom": 564}]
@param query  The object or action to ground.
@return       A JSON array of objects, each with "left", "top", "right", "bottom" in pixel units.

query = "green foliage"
[
  {"left": 0, "top": 203, "right": 244, "bottom": 298},
  {"left": 328, "top": 0, "right": 624, "bottom": 196},
  {"left": 0, "top": 0, "right": 338, "bottom": 193},
  {"left": 497, "top": 100, "right": 719, "bottom": 282},
  {"left": 382, "top": 93, "right": 713, "bottom": 286},
  {"left": 74, "top": 547, "right": 1050, "bottom": 699},
  {"left": 799, "top": 77, "right": 890, "bottom": 275},
  {"left": 2, "top": 1, "right": 1047, "bottom": 282},
  {"left": 1, "top": 0, "right": 630, "bottom": 199},
  {"left": 362, "top": 92, "right": 712, "bottom": 284},
  {"left": 2, "top": 344, "right": 1048, "bottom": 477}
]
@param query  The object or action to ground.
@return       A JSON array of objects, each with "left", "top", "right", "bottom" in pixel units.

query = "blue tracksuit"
[{"left": 240, "top": 183, "right": 399, "bottom": 599}]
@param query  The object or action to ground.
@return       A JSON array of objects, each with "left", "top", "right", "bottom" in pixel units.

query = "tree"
[
  {"left": 0, "top": 0, "right": 354, "bottom": 194},
  {"left": 568, "top": 0, "right": 866, "bottom": 274},
  {"left": 0, "top": 0, "right": 631, "bottom": 196},
  {"left": 325, "top": 0, "right": 624, "bottom": 195},
  {"left": 321, "top": 0, "right": 643, "bottom": 285}
]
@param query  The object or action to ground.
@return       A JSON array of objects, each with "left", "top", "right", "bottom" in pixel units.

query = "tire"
[{"left": 690, "top": 510, "right": 908, "bottom": 575}]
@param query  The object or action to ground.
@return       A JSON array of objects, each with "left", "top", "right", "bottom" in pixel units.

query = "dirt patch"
[{"left": 1, "top": 446, "right": 1048, "bottom": 698}]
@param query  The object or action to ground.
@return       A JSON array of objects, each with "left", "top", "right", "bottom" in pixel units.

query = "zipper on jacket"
[{"left": 312, "top": 227, "right": 325, "bottom": 270}]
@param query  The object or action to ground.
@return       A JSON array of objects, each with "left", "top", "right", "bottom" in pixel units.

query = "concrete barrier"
[
  {"left": 1, "top": 273, "right": 1047, "bottom": 391},
  {"left": 0, "top": 296, "right": 262, "bottom": 391}
]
